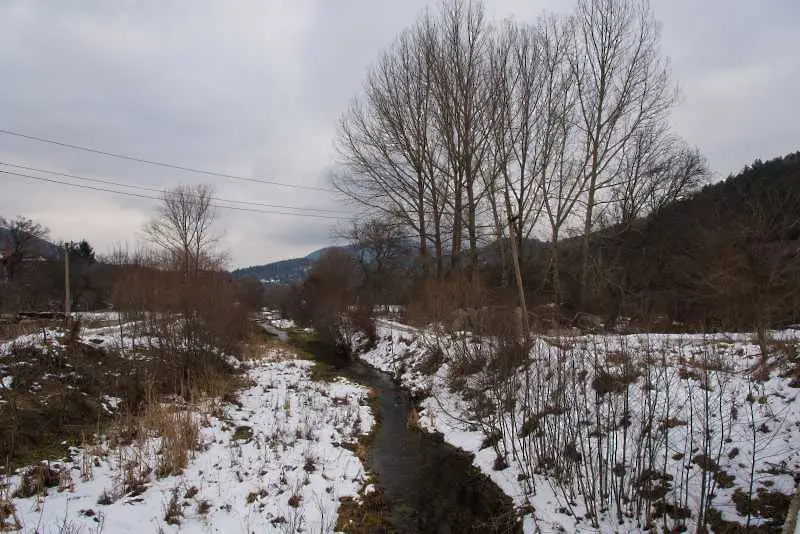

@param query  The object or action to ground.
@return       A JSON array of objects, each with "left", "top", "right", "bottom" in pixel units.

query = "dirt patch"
[{"left": 336, "top": 487, "right": 396, "bottom": 534}]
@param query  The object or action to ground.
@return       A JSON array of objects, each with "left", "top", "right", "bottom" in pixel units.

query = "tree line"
[
  {"left": 334, "top": 0, "right": 706, "bottom": 310},
  {"left": 0, "top": 216, "right": 102, "bottom": 313}
]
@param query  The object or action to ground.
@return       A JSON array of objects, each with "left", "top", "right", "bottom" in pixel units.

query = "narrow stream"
[{"left": 275, "top": 328, "right": 520, "bottom": 534}]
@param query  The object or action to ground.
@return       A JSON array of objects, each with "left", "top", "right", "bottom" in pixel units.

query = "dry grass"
[
  {"left": 241, "top": 328, "right": 283, "bottom": 360},
  {"left": 151, "top": 408, "right": 200, "bottom": 478},
  {"left": 0, "top": 498, "right": 21, "bottom": 531}
]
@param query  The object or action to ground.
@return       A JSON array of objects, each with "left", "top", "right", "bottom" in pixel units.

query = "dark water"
[{"left": 293, "top": 335, "right": 520, "bottom": 534}]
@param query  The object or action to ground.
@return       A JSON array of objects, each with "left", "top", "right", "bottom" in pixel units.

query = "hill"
[
  {"left": 232, "top": 257, "right": 313, "bottom": 285},
  {"left": 232, "top": 246, "right": 351, "bottom": 285},
  {"left": 543, "top": 151, "right": 800, "bottom": 328}
]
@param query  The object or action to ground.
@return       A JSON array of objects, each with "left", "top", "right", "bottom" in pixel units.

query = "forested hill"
[
  {"left": 566, "top": 151, "right": 800, "bottom": 328},
  {"left": 231, "top": 257, "right": 314, "bottom": 285},
  {"left": 676, "top": 151, "right": 800, "bottom": 221},
  {"left": 231, "top": 246, "right": 354, "bottom": 285}
]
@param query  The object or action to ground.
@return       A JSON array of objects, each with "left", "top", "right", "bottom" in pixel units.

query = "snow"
[
  {"left": 100, "top": 395, "right": 121, "bottom": 413},
  {"left": 0, "top": 329, "right": 64, "bottom": 357},
  {"left": 259, "top": 310, "right": 296, "bottom": 331},
  {"left": 3, "top": 348, "right": 374, "bottom": 533},
  {"left": 74, "top": 311, "right": 121, "bottom": 324},
  {"left": 271, "top": 319, "right": 296, "bottom": 330},
  {"left": 362, "top": 321, "right": 800, "bottom": 532}
]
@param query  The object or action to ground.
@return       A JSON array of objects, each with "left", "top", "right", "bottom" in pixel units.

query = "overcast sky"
[{"left": 0, "top": 1, "right": 798, "bottom": 268}]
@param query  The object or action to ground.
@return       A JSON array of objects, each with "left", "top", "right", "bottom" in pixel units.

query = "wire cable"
[
  {"left": 1, "top": 169, "right": 348, "bottom": 220},
  {"left": 0, "top": 161, "right": 349, "bottom": 214},
  {"left": 0, "top": 127, "right": 335, "bottom": 193}
]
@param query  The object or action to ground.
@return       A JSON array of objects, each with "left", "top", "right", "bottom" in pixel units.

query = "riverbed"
[{"left": 278, "top": 329, "right": 520, "bottom": 534}]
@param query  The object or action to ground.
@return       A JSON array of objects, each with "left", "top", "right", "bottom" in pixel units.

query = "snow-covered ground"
[
  {"left": 2, "top": 348, "right": 373, "bottom": 533},
  {"left": 363, "top": 321, "right": 800, "bottom": 532},
  {"left": 259, "top": 310, "right": 296, "bottom": 331},
  {"left": 74, "top": 311, "right": 121, "bottom": 324}
]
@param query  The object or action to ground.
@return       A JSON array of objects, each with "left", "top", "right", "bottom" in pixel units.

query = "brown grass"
[
  {"left": 151, "top": 408, "right": 200, "bottom": 478},
  {"left": 0, "top": 318, "right": 243, "bottom": 471},
  {"left": 335, "top": 488, "right": 395, "bottom": 534},
  {"left": 0, "top": 498, "right": 21, "bottom": 531}
]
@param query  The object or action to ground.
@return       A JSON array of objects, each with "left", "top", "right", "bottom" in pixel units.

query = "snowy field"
[
  {"left": 1, "top": 344, "right": 373, "bottom": 533},
  {"left": 363, "top": 321, "right": 800, "bottom": 532}
]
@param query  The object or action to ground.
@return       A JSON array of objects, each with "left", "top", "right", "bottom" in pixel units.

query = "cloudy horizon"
[{"left": 1, "top": 0, "right": 798, "bottom": 269}]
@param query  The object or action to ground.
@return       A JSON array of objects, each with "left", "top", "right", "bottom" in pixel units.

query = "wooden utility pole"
[{"left": 64, "top": 243, "right": 70, "bottom": 328}]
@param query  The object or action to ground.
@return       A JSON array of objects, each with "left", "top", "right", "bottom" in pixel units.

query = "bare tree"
[
  {"left": 612, "top": 124, "right": 707, "bottom": 225},
  {"left": 335, "top": 0, "right": 495, "bottom": 276},
  {"left": 0, "top": 216, "right": 50, "bottom": 281},
  {"left": 534, "top": 15, "right": 584, "bottom": 304},
  {"left": 334, "top": 26, "right": 440, "bottom": 272},
  {"left": 144, "top": 184, "right": 221, "bottom": 279},
  {"left": 346, "top": 217, "right": 409, "bottom": 304},
  {"left": 297, "top": 248, "right": 362, "bottom": 346},
  {"left": 570, "top": 0, "right": 676, "bottom": 305},
  {"left": 427, "top": 0, "right": 494, "bottom": 271},
  {"left": 485, "top": 21, "right": 545, "bottom": 271}
]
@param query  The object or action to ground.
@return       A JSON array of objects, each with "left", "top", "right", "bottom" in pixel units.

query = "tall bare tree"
[
  {"left": 346, "top": 217, "right": 408, "bottom": 303},
  {"left": 145, "top": 184, "right": 220, "bottom": 279},
  {"left": 570, "top": 0, "right": 676, "bottom": 305},
  {"left": 485, "top": 22, "right": 543, "bottom": 267},
  {"left": 335, "top": 0, "right": 495, "bottom": 276},
  {"left": 427, "top": 0, "right": 494, "bottom": 271},
  {"left": 334, "top": 26, "right": 440, "bottom": 272},
  {"left": 536, "top": 16, "right": 584, "bottom": 304}
]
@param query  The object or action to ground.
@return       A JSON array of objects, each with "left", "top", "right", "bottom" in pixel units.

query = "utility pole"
[{"left": 64, "top": 242, "right": 71, "bottom": 329}]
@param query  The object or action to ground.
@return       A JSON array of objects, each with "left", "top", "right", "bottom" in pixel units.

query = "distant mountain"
[
  {"left": 232, "top": 246, "right": 354, "bottom": 285},
  {"left": 232, "top": 257, "right": 313, "bottom": 285}
]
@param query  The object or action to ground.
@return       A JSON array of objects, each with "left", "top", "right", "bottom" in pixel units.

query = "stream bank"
[{"left": 280, "top": 329, "right": 521, "bottom": 534}]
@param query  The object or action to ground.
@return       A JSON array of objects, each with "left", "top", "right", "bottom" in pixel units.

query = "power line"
[
  {"left": 0, "top": 127, "right": 335, "bottom": 193},
  {"left": 0, "top": 161, "right": 350, "bottom": 214},
  {"left": 1, "top": 169, "right": 348, "bottom": 220}
]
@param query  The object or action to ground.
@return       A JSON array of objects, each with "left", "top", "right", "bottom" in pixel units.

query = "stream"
[{"left": 266, "top": 325, "right": 520, "bottom": 534}]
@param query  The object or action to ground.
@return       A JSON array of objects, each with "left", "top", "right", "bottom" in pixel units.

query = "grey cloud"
[{"left": 1, "top": 0, "right": 798, "bottom": 268}]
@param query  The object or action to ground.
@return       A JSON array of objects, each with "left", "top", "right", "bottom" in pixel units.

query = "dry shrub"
[
  {"left": 448, "top": 348, "right": 486, "bottom": 381},
  {"left": 197, "top": 499, "right": 211, "bottom": 515},
  {"left": 417, "top": 346, "right": 446, "bottom": 375},
  {"left": 241, "top": 325, "right": 280, "bottom": 360},
  {"left": 732, "top": 487, "right": 792, "bottom": 526},
  {"left": 335, "top": 488, "right": 394, "bottom": 534},
  {"left": 755, "top": 335, "right": 800, "bottom": 383},
  {"left": 487, "top": 337, "right": 530, "bottom": 381},
  {"left": 0, "top": 319, "right": 48, "bottom": 341},
  {"left": 164, "top": 487, "right": 183, "bottom": 525},
  {"left": 103, "top": 398, "right": 200, "bottom": 492},
  {"left": 146, "top": 407, "right": 200, "bottom": 478},
  {"left": 591, "top": 367, "right": 641, "bottom": 396},
  {"left": 111, "top": 249, "right": 250, "bottom": 402},
  {"left": 0, "top": 499, "right": 20, "bottom": 531},
  {"left": 0, "top": 340, "right": 122, "bottom": 469},
  {"left": 13, "top": 463, "right": 61, "bottom": 498},
  {"left": 406, "top": 273, "right": 492, "bottom": 327},
  {"left": 349, "top": 306, "right": 377, "bottom": 349}
]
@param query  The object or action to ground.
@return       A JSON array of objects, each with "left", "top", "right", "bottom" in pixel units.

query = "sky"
[{"left": 0, "top": 1, "right": 798, "bottom": 269}]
